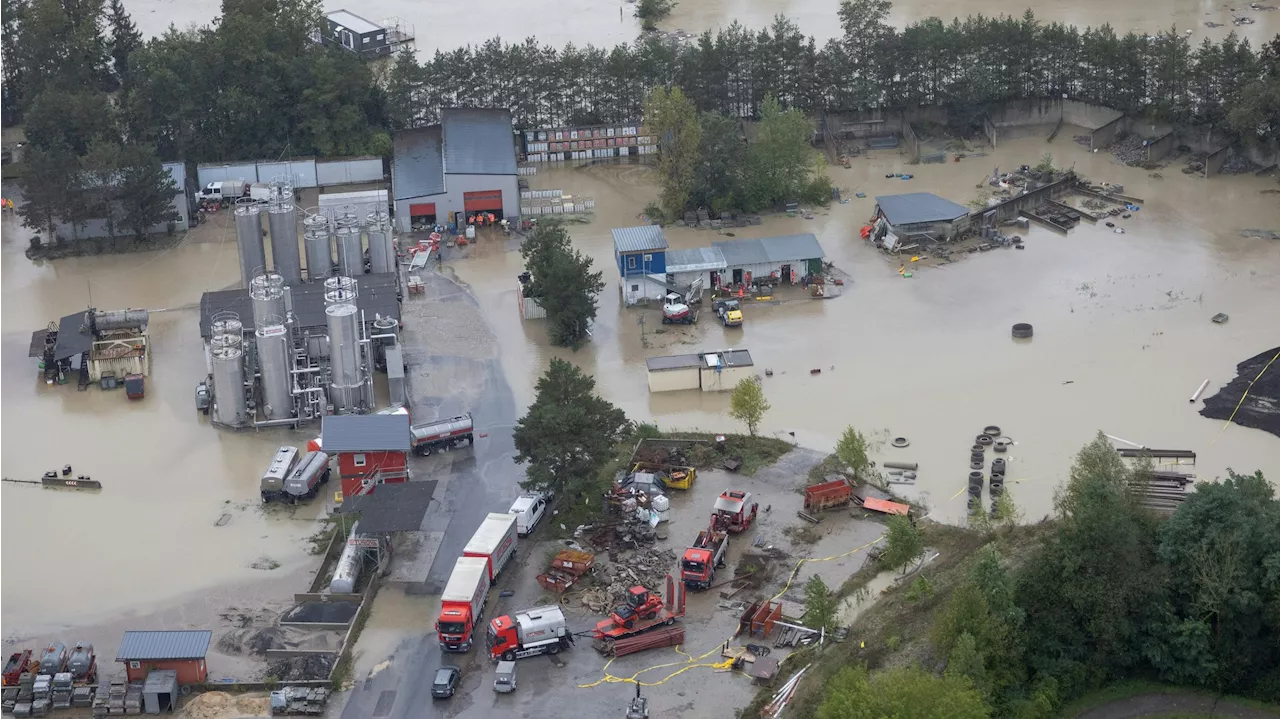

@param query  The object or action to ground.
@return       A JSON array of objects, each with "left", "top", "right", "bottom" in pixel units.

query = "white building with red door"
[{"left": 391, "top": 108, "right": 520, "bottom": 233}]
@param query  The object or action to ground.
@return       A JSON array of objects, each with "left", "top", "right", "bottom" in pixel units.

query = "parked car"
[{"left": 432, "top": 666, "right": 461, "bottom": 699}]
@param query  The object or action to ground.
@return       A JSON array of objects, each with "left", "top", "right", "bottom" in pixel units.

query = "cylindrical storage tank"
[
  {"left": 372, "top": 314, "right": 398, "bottom": 368},
  {"left": 255, "top": 320, "right": 293, "bottom": 421},
  {"left": 211, "top": 344, "right": 248, "bottom": 427},
  {"left": 326, "top": 302, "right": 363, "bottom": 413},
  {"left": 267, "top": 203, "right": 302, "bottom": 284},
  {"left": 303, "top": 230, "right": 331, "bottom": 281},
  {"left": 91, "top": 309, "right": 149, "bottom": 331},
  {"left": 335, "top": 226, "right": 364, "bottom": 277},
  {"left": 210, "top": 316, "right": 244, "bottom": 340},
  {"left": 366, "top": 225, "right": 395, "bottom": 274},
  {"left": 234, "top": 203, "right": 267, "bottom": 288},
  {"left": 323, "top": 276, "right": 358, "bottom": 301},
  {"left": 249, "top": 275, "right": 287, "bottom": 332},
  {"left": 329, "top": 521, "right": 364, "bottom": 594},
  {"left": 210, "top": 333, "right": 242, "bottom": 352}
]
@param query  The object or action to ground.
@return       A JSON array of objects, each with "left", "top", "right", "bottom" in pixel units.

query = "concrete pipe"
[
  {"left": 971, "top": 444, "right": 985, "bottom": 453},
  {"left": 1012, "top": 323, "right": 1034, "bottom": 339},
  {"left": 976, "top": 434, "right": 994, "bottom": 446},
  {"left": 883, "top": 461, "right": 918, "bottom": 471}
]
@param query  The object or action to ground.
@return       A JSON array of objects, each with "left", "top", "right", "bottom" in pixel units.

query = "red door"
[
  {"left": 409, "top": 202, "right": 436, "bottom": 217},
  {"left": 463, "top": 190, "right": 503, "bottom": 213}
]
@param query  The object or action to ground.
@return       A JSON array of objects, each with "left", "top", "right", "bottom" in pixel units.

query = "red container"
[{"left": 803, "top": 479, "right": 852, "bottom": 511}]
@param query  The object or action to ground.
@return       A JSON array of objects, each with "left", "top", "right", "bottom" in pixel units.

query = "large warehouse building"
[{"left": 391, "top": 109, "right": 520, "bottom": 233}]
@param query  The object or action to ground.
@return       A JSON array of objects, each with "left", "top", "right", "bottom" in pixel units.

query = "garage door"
[
  {"left": 463, "top": 190, "right": 503, "bottom": 212},
  {"left": 409, "top": 202, "right": 436, "bottom": 216}
]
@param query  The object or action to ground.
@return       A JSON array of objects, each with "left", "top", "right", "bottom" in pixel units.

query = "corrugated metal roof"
[
  {"left": 326, "top": 9, "right": 382, "bottom": 34},
  {"left": 612, "top": 226, "right": 668, "bottom": 253},
  {"left": 712, "top": 238, "right": 769, "bottom": 266},
  {"left": 392, "top": 126, "right": 445, "bottom": 200},
  {"left": 665, "top": 247, "right": 726, "bottom": 273},
  {"left": 54, "top": 311, "right": 93, "bottom": 361},
  {"left": 116, "top": 631, "right": 211, "bottom": 661},
  {"left": 874, "top": 193, "right": 970, "bottom": 226},
  {"left": 645, "top": 354, "right": 702, "bottom": 371},
  {"left": 760, "top": 234, "right": 824, "bottom": 263},
  {"left": 441, "top": 108, "right": 517, "bottom": 175},
  {"left": 199, "top": 273, "right": 400, "bottom": 339},
  {"left": 722, "top": 349, "right": 753, "bottom": 367},
  {"left": 162, "top": 162, "right": 185, "bottom": 195},
  {"left": 321, "top": 414, "right": 411, "bottom": 452}
]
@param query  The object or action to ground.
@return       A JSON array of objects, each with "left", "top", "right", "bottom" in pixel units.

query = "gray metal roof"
[
  {"left": 441, "top": 108, "right": 517, "bottom": 175},
  {"left": 722, "top": 349, "right": 753, "bottom": 367},
  {"left": 326, "top": 9, "right": 382, "bottom": 34},
  {"left": 612, "top": 226, "right": 668, "bottom": 254},
  {"left": 339, "top": 479, "right": 437, "bottom": 530},
  {"left": 713, "top": 234, "right": 824, "bottom": 267},
  {"left": 142, "top": 670, "right": 178, "bottom": 693},
  {"left": 874, "top": 193, "right": 970, "bottom": 226},
  {"left": 645, "top": 354, "right": 702, "bottom": 371},
  {"left": 199, "top": 273, "right": 400, "bottom": 339},
  {"left": 54, "top": 311, "right": 94, "bottom": 361},
  {"left": 392, "top": 127, "right": 445, "bottom": 200},
  {"left": 665, "top": 247, "right": 726, "bottom": 273},
  {"left": 116, "top": 631, "right": 211, "bottom": 661},
  {"left": 322, "top": 414, "right": 411, "bottom": 452}
]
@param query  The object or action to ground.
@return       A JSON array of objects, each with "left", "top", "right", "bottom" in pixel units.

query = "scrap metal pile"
[
  {"left": 270, "top": 686, "right": 331, "bottom": 716},
  {"left": 1109, "top": 134, "right": 1147, "bottom": 165},
  {"left": 578, "top": 547, "right": 678, "bottom": 614}
]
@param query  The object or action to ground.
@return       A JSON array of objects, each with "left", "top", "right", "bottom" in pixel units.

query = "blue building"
[{"left": 612, "top": 226, "right": 669, "bottom": 305}]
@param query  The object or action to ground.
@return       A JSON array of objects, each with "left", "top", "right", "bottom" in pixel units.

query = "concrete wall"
[
  {"left": 903, "top": 122, "right": 921, "bottom": 161},
  {"left": 1145, "top": 130, "right": 1176, "bottom": 164},
  {"left": 621, "top": 275, "right": 669, "bottom": 306},
  {"left": 1090, "top": 115, "right": 1130, "bottom": 151},
  {"left": 975, "top": 174, "right": 1077, "bottom": 225},
  {"left": 648, "top": 367, "right": 700, "bottom": 392},
  {"left": 982, "top": 115, "right": 998, "bottom": 149},
  {"left": 197, "top": 162, "right": 259, "bottom": 185},
  {"left": 317, "top": 158, "right": 384, "bottom": 186},
  {"left": 1204, "top": 146, "right": 1232, "bottom": 178},
  {"left": 258, "top": 160, "right": 319, "bottom": 188},
  {"left": 986, "top": 98, "right": 1123, "bottom": 132}
]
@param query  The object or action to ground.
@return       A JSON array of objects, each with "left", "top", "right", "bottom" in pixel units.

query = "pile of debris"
[
  {"left": 1220, "top": 153, "right": 1260, "bottom": 175},
  {"left": 1073, "top": 134, "right": 1092, "bottom": 147},
  {"left": 1109, "top": 134, "right": 1147, "bottom": 165},
  {"left": 580, "top": 547, "right": 678, "bottom": 614},
  {"left": 267, "top": 654, "right": 334, "bottom": 682},
  {"left": 581, "top": 516, "right": 661, "bottom": 550},
  {"left": 270, "top": 686, "right": 331, "bottom": 716}
]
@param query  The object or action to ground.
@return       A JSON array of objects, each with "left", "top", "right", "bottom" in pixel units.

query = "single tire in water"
[
  {"left": 891, "top": 436, "right": 910, "bottom": 448},
  {"left": 983, "top": 425, "right": 1001, "bottom": 437},
  {"left": 1012, "top": 323, "right": 1034, "bottom": 339}
]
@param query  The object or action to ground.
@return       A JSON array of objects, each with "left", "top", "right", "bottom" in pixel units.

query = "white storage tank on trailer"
[
  {"left": 329, "top": 520, "right": 372, "bottom": 594},
  {"left": 463, "top": 513, "right": 518, "bottom": 581},
  {"left": 410, "top": 413, "right": 474, "bottom": 456},
  {"left": 487, "top": 605, "right": 570, "bottom": 661},
  {"left": 260, "top": 446, "right": 301, "bottom": 503},
  {"left": 282, "top": 451, "right": 331, "bottom": 502}
]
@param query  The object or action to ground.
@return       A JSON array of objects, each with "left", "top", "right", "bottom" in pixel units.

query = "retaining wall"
[
  {"left": 1090, "top": 115, "right": 1130, "bottom": 151},
  {"left": 902, "top": 123, "right": 921, "bottom": 162},
  {"left": 1204, "top": 146, "right": 1232, "bottom": 178},
  {"left": 982, "top": 115, "right": 998, "bottom": 149},
  {"left": 1146, "top": 130, "right": 1177, "bottom": 164},
  {"left": 985, "top": 98, "right": 1123, "bottom": 131},
  {"left": 973, "top": 174, "right": 1078, "bottom": 225}
]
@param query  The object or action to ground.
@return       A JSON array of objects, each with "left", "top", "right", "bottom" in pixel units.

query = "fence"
[
  {"left": 902, "top": 123, "right": 920, "bottom": 162},
  {"left": 518, "top": 283, "right": 546, "bottom": 320},
  {"left": 197, "top": 157, "right": 385, "bottom": 190}
]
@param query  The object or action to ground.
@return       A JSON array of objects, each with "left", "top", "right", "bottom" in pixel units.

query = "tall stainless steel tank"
[
  {"left": 249, "top": 274, "right": 286, "bottom": 331},
  {"left": 303, "top": 214, "right": 331, "bottom": 281},
  {"left": 234, "top": 203, "right": 267, "bottom": 288},
  {"left": 366, "top": 224, "right": 395, "bottom": 274},
  {"left": 334, "top": 226, "right": 364, "bottom": 277},
  {"left": 267, "top": 203, "right": 302, "bottom": 284},
  {"left": 209, "top": 314, "right": 243, "bottom": 340},
  {"left": 323, "top": 276, "right": 358, "bottom": 299},
  {"left": 326, "top": 302, "right": 363, "bottom": 413},
  {"left": 211, "top": 343, "right": 248, "bottom": 427},
  {"left": 255, "top": 320, "right": 293, "bottom": 421}
]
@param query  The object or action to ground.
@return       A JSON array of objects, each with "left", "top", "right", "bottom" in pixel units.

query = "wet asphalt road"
[{"left": 340, "top": 268, "right": 522, "bottom": 719}]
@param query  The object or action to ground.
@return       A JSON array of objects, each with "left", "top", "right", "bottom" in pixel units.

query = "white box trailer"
[
  {"left": 463, "top": 513, "right": 518, "bottom": 581},
  {"left": 437, "top": 556, "right": 492, "bottom": 652}
]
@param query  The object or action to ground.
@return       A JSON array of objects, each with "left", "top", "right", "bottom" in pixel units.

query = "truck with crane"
[
  {"left": 712, "top": 489, "right": 759, "bottom": 533},
  {"left": 463, "top": 512, "right": 518, "bottom": 581},
  {"left": 680, "top": 523, "right": 728, "bottom": 590},
  {"left": 436, "top": 557, "right": 491, "bottom": 652},
  {"left": 486, "top": 605, "right": 573, "bottom": 661}
]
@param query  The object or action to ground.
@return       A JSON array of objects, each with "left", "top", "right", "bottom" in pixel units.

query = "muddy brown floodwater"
[
  {"left": 120, "top": 0, "right": 1279, "bottom": 54},
  {"left": 449, "top": 129, "right": 1280, "bottom": 526}
]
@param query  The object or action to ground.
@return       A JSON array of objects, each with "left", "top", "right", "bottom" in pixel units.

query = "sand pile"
[{"left": 179, "top": 691, "right": 270, "bottom": 719}]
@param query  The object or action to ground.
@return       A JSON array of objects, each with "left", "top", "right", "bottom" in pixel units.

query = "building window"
[
  {"left": 643, "top": 254, "right": 653, "bottom": 262},
  {"left": 631, "top": 284, "right": 639, "bottom": 292},
  {"left": 354, "top": 454, "right": 367, "bottom": 467},
  {"left": 376, "top": 33, "right": 385, "bottom": 41},
  {"left": 363, "top": 37, "right": 369, "bottom": 43},
  {"left": 627, "top": 256, "right": 636, "bottom": 268}
]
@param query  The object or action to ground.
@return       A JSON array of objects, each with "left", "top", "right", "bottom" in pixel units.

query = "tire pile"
[{"left": 967, "top": 426, "right": 1009, "bottom": 515}]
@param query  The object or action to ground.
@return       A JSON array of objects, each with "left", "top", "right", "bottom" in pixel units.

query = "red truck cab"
[{"left": 436, "top": 556, "right": 491, "bottom": 651}]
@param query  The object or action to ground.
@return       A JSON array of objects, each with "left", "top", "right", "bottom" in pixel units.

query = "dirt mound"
[
  {"left": 267, "top": 653, "right": 334, "bottom": 681},
  {"left": 1200, "top": 347, "right": 1280, "bottom": 438},
  {"left": 216, "top": 626, "right": 288, "bottom": 656},
  {"left": 179, "top": 691, "right": 270, "bottom": 719}
]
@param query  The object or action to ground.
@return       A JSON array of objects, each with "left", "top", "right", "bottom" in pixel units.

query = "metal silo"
[
  {"left": 210, "top": 312, "right": 244, "bottom": 341},
  {"left": 267, "top": 202, "right": 302, "bottom": 284},
  {"left": 211, "top": 343, "right": 248, "bottom": 427},
  {"left": 366, "top": 223, "right": 396, "bottom": 275},
  {"left": 334, "top": 226, "right": 364, "bottom": 277},
  {"left": 249, "top": 274, "right": 286, "bottom": 331},
  {"left": 234, "top": 202, "right": 267, "bottom": 288},
  {"left": 323, "top": 275, "right": 358, "bottom": 299},
  {"left": 303, "top": 213, "right": 331, "bottom": 281},
  {"left": 255, "top": 319, "right": 293, "bottom": 421},
  {"left": 372, "top": 314, "right": 399, "bottom": 369},
  {"left": 326, "top": 302, "right": 363, "bottom": 413}
]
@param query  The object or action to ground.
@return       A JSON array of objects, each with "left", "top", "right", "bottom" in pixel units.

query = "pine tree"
[{"left": 106, "top": 0, "right": 142, "bottom": 90}]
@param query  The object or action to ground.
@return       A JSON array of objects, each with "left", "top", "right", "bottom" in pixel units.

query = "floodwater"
[
  {"left": 0, "top": 209, "right": 326, "bottom": 639},
  {"left": 121, "top": 0, "right": 1279, "bottom": 52},
  {"left": 449, "top": 130, "right": 1280, "bottom": 526}
]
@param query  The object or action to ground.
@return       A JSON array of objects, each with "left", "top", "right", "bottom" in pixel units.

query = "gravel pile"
[
  {"left": 1109, "top": 134, "right": 1147, "bottom": 165},
  {"left": 1220, "top": 153, "right": 1260, "bottom": 174}
]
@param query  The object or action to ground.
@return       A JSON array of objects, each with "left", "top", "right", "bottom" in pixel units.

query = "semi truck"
[
  {"left": 680, "top": 524, "right": 728, "bottom": 590},
  {"left": 436, "top": 556, "right": 492, "bottom": 652},
  {"left": 486, "top": 605, "right": 572, "bottom": 661},
  {"left": 410, "top": 413, "right": 474, "bottom": 456},
  {"left": 198, "top": 180, "right": 271, "bottom": 204},
  {"left": 463, "top": 513, "right": 518, "bottom": 581},
  {"left": 259, "top": 446, "right": 301, "bottom": 504}
]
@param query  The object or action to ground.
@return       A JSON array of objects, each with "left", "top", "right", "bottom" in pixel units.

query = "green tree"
[
  {"left": 116, "top": 145, "right": 178, "bottom": 240},
  {"left": 728, "top": 375, "right": 769, "bottom": 435},
  {"left": 879, "top": 514, "right": 924, "bottom": 572},
  {"left": 644, "top": 85, "right": 701, "bottom": 216},
  {"left": 834, "top": 426, "right": 872, "bottom": 478},
  {"left": 81, "top": 139, "right": 123, "bottom": 241},
  {"left": 802, "top": 574, "right": 838, "bottom": 631},
  {"left": 634, "top": 0, "right": 675, "bottom": 32},
  {"left": 520, "top": 221, "right": 604, "bottom": 348},
  {"left": 818, "top": 665, "right": 990, "bottom": 719},
  {"left": 690, "top": 111, "right": 744, "bottom": 213},
  {"left": 16, "top": 142, "right": 79, "bottom": 237},
  {"left": 105, "top": 0, "right": 142, "bottom": 89},
  {"left": 513, "top": 358, "right": 629, "bottom": 506},
  {"left": 740, "top": 95, "right": 825, "bottom": 210}
]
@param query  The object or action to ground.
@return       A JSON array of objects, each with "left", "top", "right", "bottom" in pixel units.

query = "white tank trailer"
[
  {"left": 334, "top": 226, "right": 364, "bottom": 277},
  {"left": 249, "top": 275, "right": 293, "bottom": 421},
  {"left": 211, "top": 342, "right": 248, "bottom": 427},
  {"left": 303, "top": 213, "right": 332, "bottom": 281},
  {"left": 234, "top": 203, "right": 267, "bottom": 288},
  {"left": 282, "top": 450, "right": 331, "bottom": 502},
  {"left": 330, "top": 521, "right": 368, "bottom": 594},
  {"left": 326, "top": 302, "right": 366, "bottom": 413},
  {"left": 267, "top": 202, "right": 303, "bottom": 284}
]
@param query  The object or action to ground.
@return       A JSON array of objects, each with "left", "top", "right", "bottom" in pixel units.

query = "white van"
[{"left": 508, "top": 492, "right": 550, "bottom": 536}]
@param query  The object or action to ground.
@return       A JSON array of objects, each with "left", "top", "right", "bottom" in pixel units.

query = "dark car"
[{"left": 431, "top": 665, "right": 461, "bottom": 699}]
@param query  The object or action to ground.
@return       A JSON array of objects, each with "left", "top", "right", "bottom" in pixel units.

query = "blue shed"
[{"left": 612, "top": 226, "right": 670, "bottom": 306}]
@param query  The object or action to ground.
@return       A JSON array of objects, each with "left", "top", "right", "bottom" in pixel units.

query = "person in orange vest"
[
  {"left": 467, "top": 214, "right": 475, "bottom": 226},
  {"left": 487, "top": 212, "right": 495, "bottom": 225}
]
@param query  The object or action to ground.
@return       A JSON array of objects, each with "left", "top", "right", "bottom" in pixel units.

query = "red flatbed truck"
[{"left": 681, "top": 523, "right": 728, "bottom": 591}]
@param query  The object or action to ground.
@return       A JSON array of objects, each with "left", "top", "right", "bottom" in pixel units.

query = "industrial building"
[
  {"left": 645, "top": 349, "right": 755, "bottom": 393},
  {"left": 29, "top": 308, "right": 151, "bottom": 389},
  {"left": 872, "top": 192, "right": 973, "bottom": 247},
  {"left": 391, "top": 109, "right": 520, "bottom": 232},
  {"left": 711, "top": 234, "right": 825, "bottom": 287},
  {"left": 115, "top": 630, "right": 210, "bottom": 685},
  {"left": 321, "top": 413, "right": 411, "bottom": 499},
  {"left": 53, "top": 162, "right": 191, "bottom": 241},
  {"left": 612, "top": 225, "right": 669, "bottom": 305}
]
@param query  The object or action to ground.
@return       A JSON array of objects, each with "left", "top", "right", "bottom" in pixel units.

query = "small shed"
[
  {"left": 142, "top": 670, "right": 178, "bottom": 714},
  {"left": 712, "top": 234, "right": 824, "bottom": 287},
  {"left": 322, "top": 413, "right": 411, "bottom": 499},
  {"left": 700, "top": 349, "right": 754, "bottom": 392},
  {"left": 115, "top": 631, "right": 210, "bottom": 685},
  {"left": 645, "top": 354, "right": 703, "bottom": 392},
  {"left": 323, "top": 10, "right": 391, "bottom": 58},
  {"left": 664, "top": 247, "right": 726, "bottom": 296},
  {"left": 873, "top": 192, "right": 971, "bottom": 241}
]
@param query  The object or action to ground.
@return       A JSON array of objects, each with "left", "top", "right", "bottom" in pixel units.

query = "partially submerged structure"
[
  {"left": 712, "top": 234, "right": 825, "bottom": 287},
  {"left": 29, "top": 308, "right": 151, "bottom": 390},
  {"left": 645, "top": 349, "right": 755, "bottom": 393},
  {"left": 871, "top": 193, "right": 972, "bottom": 248}
]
